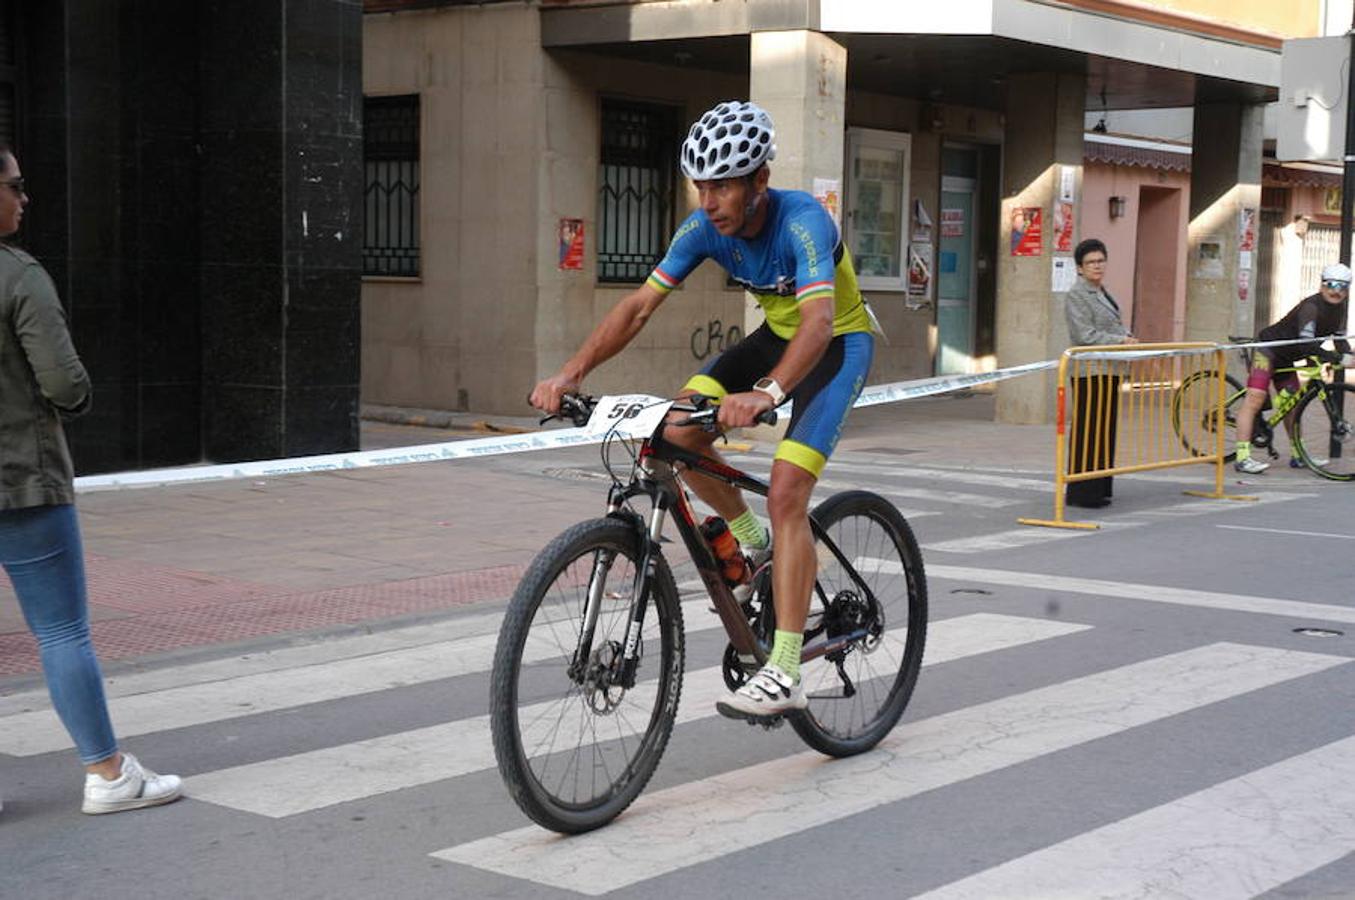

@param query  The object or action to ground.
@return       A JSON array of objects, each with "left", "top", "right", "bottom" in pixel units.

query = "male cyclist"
[
  {"left": 1235, "top": 262, "right": 1353, "bottom": 473},
  {"left": 530, "top": 100, "right": 875, "bottom": 720}
]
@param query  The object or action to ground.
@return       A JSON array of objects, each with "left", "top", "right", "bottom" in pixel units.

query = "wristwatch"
[{"left": 752, "top": 377, "right": 786, "bottom": 406}]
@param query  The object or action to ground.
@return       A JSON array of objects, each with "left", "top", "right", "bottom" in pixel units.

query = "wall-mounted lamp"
[{"left": 1109, "top": 195, "right": 1127, "bottom": 219}]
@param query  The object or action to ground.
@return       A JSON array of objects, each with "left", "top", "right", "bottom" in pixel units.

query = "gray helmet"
[{"left": 680, "top": 100, "right": 776, "bottom": 180}]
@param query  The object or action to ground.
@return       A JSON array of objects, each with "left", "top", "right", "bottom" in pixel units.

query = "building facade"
[{"left": 362, "top": 0, "right": 1319, "bottom": 424}]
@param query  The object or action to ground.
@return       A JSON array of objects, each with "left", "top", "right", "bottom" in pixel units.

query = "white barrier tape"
[
  {"left": 1073, "top": 334, "right": 1351, "bottom": 362},
  {"left": 73, "top": 360, "right": 1059, "bottom": 492},
  {"left": 74, "top": 428, "right": 599, "bottom": 492},
  {"left": 70, "top": 335, "right": 1346, "bottom": 493},
  {"left": 853, "top": 359, "right": 1057, "bottom": 407}
]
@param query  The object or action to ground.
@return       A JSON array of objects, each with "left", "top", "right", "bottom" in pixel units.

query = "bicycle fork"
[{"left": 570, "top": 500, "right": 667, "bottom": 691}]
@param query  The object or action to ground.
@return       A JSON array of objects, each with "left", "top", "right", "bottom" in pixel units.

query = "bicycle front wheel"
[
  {"left": 490, "top": 518, "right": 685, "bottom": 833},
  {"left": 1292, "top": 383, "right": 1355, "bottom": 481},
  {"left": 1172, "top": 370, "right": 1246, "bottom": 460},
  {"left": 790, "top": 490, "right": 928, "bottom": 758}
]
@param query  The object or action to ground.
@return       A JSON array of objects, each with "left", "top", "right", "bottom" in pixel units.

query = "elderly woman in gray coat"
[{"left": 1063, "top": 238, "right": 1137, "bottom": 509}]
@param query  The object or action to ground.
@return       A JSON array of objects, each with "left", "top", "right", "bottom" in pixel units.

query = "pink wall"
[{"left": 1080, "top": 161, "right": 1191, "bottom": 339}]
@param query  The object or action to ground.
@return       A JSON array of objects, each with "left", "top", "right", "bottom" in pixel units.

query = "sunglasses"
[
  {"left": 0, "top": 178, "right": 24, "bottom": 196},
  {"left": 1322, "top": 280, "right": 1349, "bottom": 291}
]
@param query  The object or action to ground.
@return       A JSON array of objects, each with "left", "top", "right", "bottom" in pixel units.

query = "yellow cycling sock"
[
  {"left": 728, "top": 509, "right": 768, "bottom": 550},
  {"left": 768, "top": 629, "right": 802, "bottom": 680},
  {"left": 1236, "top": 441, "right": 1252, "bottom": 461}
]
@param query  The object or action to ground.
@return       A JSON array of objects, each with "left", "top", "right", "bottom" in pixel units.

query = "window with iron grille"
[
  {"left": 364, "top": 95, "right": 420, "bottom": 277},
  {"left": 597, "top": 99, "right": 678, "bottom": 283}
]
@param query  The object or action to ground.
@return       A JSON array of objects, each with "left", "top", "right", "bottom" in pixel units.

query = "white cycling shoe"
[
  {"left": 716, "top": 663, "right": 807, "bottom": 720},
  {"left": 1234, "top": 457, "right": 1269, "bottom": 475}
]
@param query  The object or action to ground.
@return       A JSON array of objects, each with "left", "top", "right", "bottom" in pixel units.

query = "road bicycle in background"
[
  {"left": 1171, "top": 342, "right": 1355, "bottom": 481},
  {"left": 489, "top": 393, "right": 928, "bottom": 833}
]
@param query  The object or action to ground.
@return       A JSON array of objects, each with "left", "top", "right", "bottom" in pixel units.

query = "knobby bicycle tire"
[
  {"left": 789, "top": 490, "right": 928, "bottom": 758},
  {"left": 489, "top": 517, "right": 685, "bottom": 834},
  {"left": 1292, "top": 382, "right": 1355, "bottom": 481},
  {"left": 1172, "top": 371, "right": 1247, "bottom": 461}
]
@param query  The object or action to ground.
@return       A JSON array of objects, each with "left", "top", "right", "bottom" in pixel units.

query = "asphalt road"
[{"left": 3, "top": 434, "right": 1354, "bottom": 899}]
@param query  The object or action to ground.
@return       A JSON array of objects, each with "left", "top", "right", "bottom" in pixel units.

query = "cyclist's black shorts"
[{"left": 683, "top": 323, "right": 873, "bottom": 477}]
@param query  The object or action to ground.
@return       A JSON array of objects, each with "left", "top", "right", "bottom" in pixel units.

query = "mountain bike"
[
  {"left": 489, "top": 393, "right": 928, "bottom": 833},
  {"left": 1171, "top": 343, "right": 1355, "bottom": 481}
]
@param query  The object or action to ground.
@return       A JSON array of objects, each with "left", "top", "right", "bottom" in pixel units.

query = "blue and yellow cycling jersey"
[{"left": 645, "top": 189, "right": 873, "bottom": 340}]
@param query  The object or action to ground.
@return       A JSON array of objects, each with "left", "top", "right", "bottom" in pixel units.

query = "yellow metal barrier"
[{"left": 1019, "top": 342, "right": 1254, "bottom": 530}]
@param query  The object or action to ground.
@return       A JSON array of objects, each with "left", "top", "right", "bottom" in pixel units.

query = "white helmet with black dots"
[
  {"left": 680, "top": 100, "right": 777, "bottom": 180},
  {"left": 1320, "top": 262, "right": 1352, "bottom": 285}
]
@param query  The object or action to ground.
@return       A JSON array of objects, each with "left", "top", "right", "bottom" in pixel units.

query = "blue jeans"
[{"left": 0, "top": 503, "right": 117, "bottom": 764}]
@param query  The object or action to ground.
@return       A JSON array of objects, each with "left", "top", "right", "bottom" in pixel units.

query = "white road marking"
[
  {"left": 0, "top": 598, "right": 724, "bottom": 757},
  {"left": 1217, "top": 523, "right": 1355, "bottom": 540},
  {"left": 928, "top": 564, "right": 1355, "bottom": 624},
  {"left": 916, "top": 734, "right": 1355, "bottom": 900},
  {"left": 431, "top": 643, "right": 1345, "bottom": 895},
  {"left": 189, "top": 614, "right": 1086, "bottom": 817},
  {"left": 729, "top": 455, "right": 1052, "bottom": 492},
  {"left": 925, "top": 492, "right": 1306, "bottom": 553}
]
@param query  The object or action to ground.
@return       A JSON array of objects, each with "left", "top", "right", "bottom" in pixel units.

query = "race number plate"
[{"left": 583, "top": 394, "right": 675, "bottom": 439}]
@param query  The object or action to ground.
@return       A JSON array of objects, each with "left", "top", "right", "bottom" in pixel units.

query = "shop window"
[
  {"left": 845, "top": 128, "right": 912, "bottom": 292},
  {"left": 597, "top": 98, "right": 678, "bottom": 283},
  {"left": 363, "top": 94, "right": 420, "bottom": 277}
]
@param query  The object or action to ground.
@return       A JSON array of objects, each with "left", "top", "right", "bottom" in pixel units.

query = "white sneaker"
[
  {"left": 1234, "top": 457, "right": 1269, "bottom": 474},
  {"left": 82, "top": 753, "right": 183, "bottom": 815},
  {"left": 716, "top": 663, "right": 807, "bottom": 720}
]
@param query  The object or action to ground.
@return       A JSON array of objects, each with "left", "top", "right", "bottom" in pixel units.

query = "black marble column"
[
  {"left": 16, "top": 0, "right": 361, "bottom": 473},
  {"left": 200, "top": 0, "right": 363, "bottom": 462}
]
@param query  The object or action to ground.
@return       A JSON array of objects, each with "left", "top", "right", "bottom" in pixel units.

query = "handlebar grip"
[{"left": 754, "top": 409, "right": 778, "bottom": 427}]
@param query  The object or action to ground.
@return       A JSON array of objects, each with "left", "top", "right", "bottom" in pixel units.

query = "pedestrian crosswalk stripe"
[
  {"left": 430, "top": 643, "right": 1345, "bottom": 895},
  {"left": 914, "top": 733, "right": 1355, "bottom": 900},
  {"left": 928, "top": 564, "right": 1355, "bottom": 624},
  {"left": 729, "top": 458, "right": 1026, "bottom": 507},
  {"left": 0, "top": 597, "right": 724, "bottom": 757},
  {"left": 821, "top": 459, "right": 1054, "bottom": 491},
  {"left": 922, "top": 492, "right": 1305, "bottom": 553},
  {"left": 188, "top": 614, "right": 1086, "bottom": 818}
]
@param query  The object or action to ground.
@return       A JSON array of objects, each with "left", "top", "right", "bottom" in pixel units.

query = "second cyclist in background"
[
  {"left": 530, "top": 100, "right": 877, "bottom": 720},
  {"left": 1234, "top": 262, "right": 1354, "bottom": 474}
]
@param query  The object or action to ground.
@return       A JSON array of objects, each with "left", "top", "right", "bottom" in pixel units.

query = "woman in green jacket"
[{"left": 0, "top": 146, "right": 181, "bottom": 814}]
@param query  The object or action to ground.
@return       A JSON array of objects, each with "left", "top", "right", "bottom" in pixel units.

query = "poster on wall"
[
  {"left": 1010, "top": 207, "right": 1043, "bottom": 256},
  {"left": 1054, "top": 201, "right": 1074, "bottom": 252},
  {"left": 814, "top": 177, "right": 841, "bottom": 228},
  {"left": 1052, "top": 256, "right": 1076, "bottom": 292},
  {"left": 1238, "top": 268, "right": 1251, "bottom": 303},
  {"left": 1238, "top": 207, "right": 1257, "bottom": 252},
  {"left": 1059, "top": 164, "right": 1076, "bottom": 203},
  {"left": 1195, "top": 238, "right": 1224, "bottom": 279},
  {"left": 1325, "top": 188, "right": 1343, "bottom": 214},
  {"left": 912, "top": 199, "right": 934, "bottom": 242},
  {"left": 558, "top": 218, "right": 585, "bottom": 271},
  {"left": 908, "top": 242, "right": 933, "bottom": 306}
]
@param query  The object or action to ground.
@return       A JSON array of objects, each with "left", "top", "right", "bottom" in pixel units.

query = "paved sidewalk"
[{"left": 0, "top": 391, "right": 1302, "bottom": 687}]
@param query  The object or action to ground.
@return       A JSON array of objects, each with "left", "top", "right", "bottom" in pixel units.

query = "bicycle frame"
[{"left": 573, "top": 425, "right": 881, "bottom": 691}]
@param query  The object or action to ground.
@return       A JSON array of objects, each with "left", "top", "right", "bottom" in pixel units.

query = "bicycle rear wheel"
[
  {"left": 1292, "top": 383, "right": 1355, "bottom": 481},
  {"left": 790, "top": 490, "right": 927, "bottom": 758},
  {"left": 1172, "top": 370, "right": 1246, "bottom": 460},
  {"left": 490, "top": 518, "right": 685, "bottom": 833}
]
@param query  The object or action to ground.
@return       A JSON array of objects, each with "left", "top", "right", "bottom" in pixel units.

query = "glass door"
[{"left": 937, "top": 153, "right": 978, "bottom": 374}]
